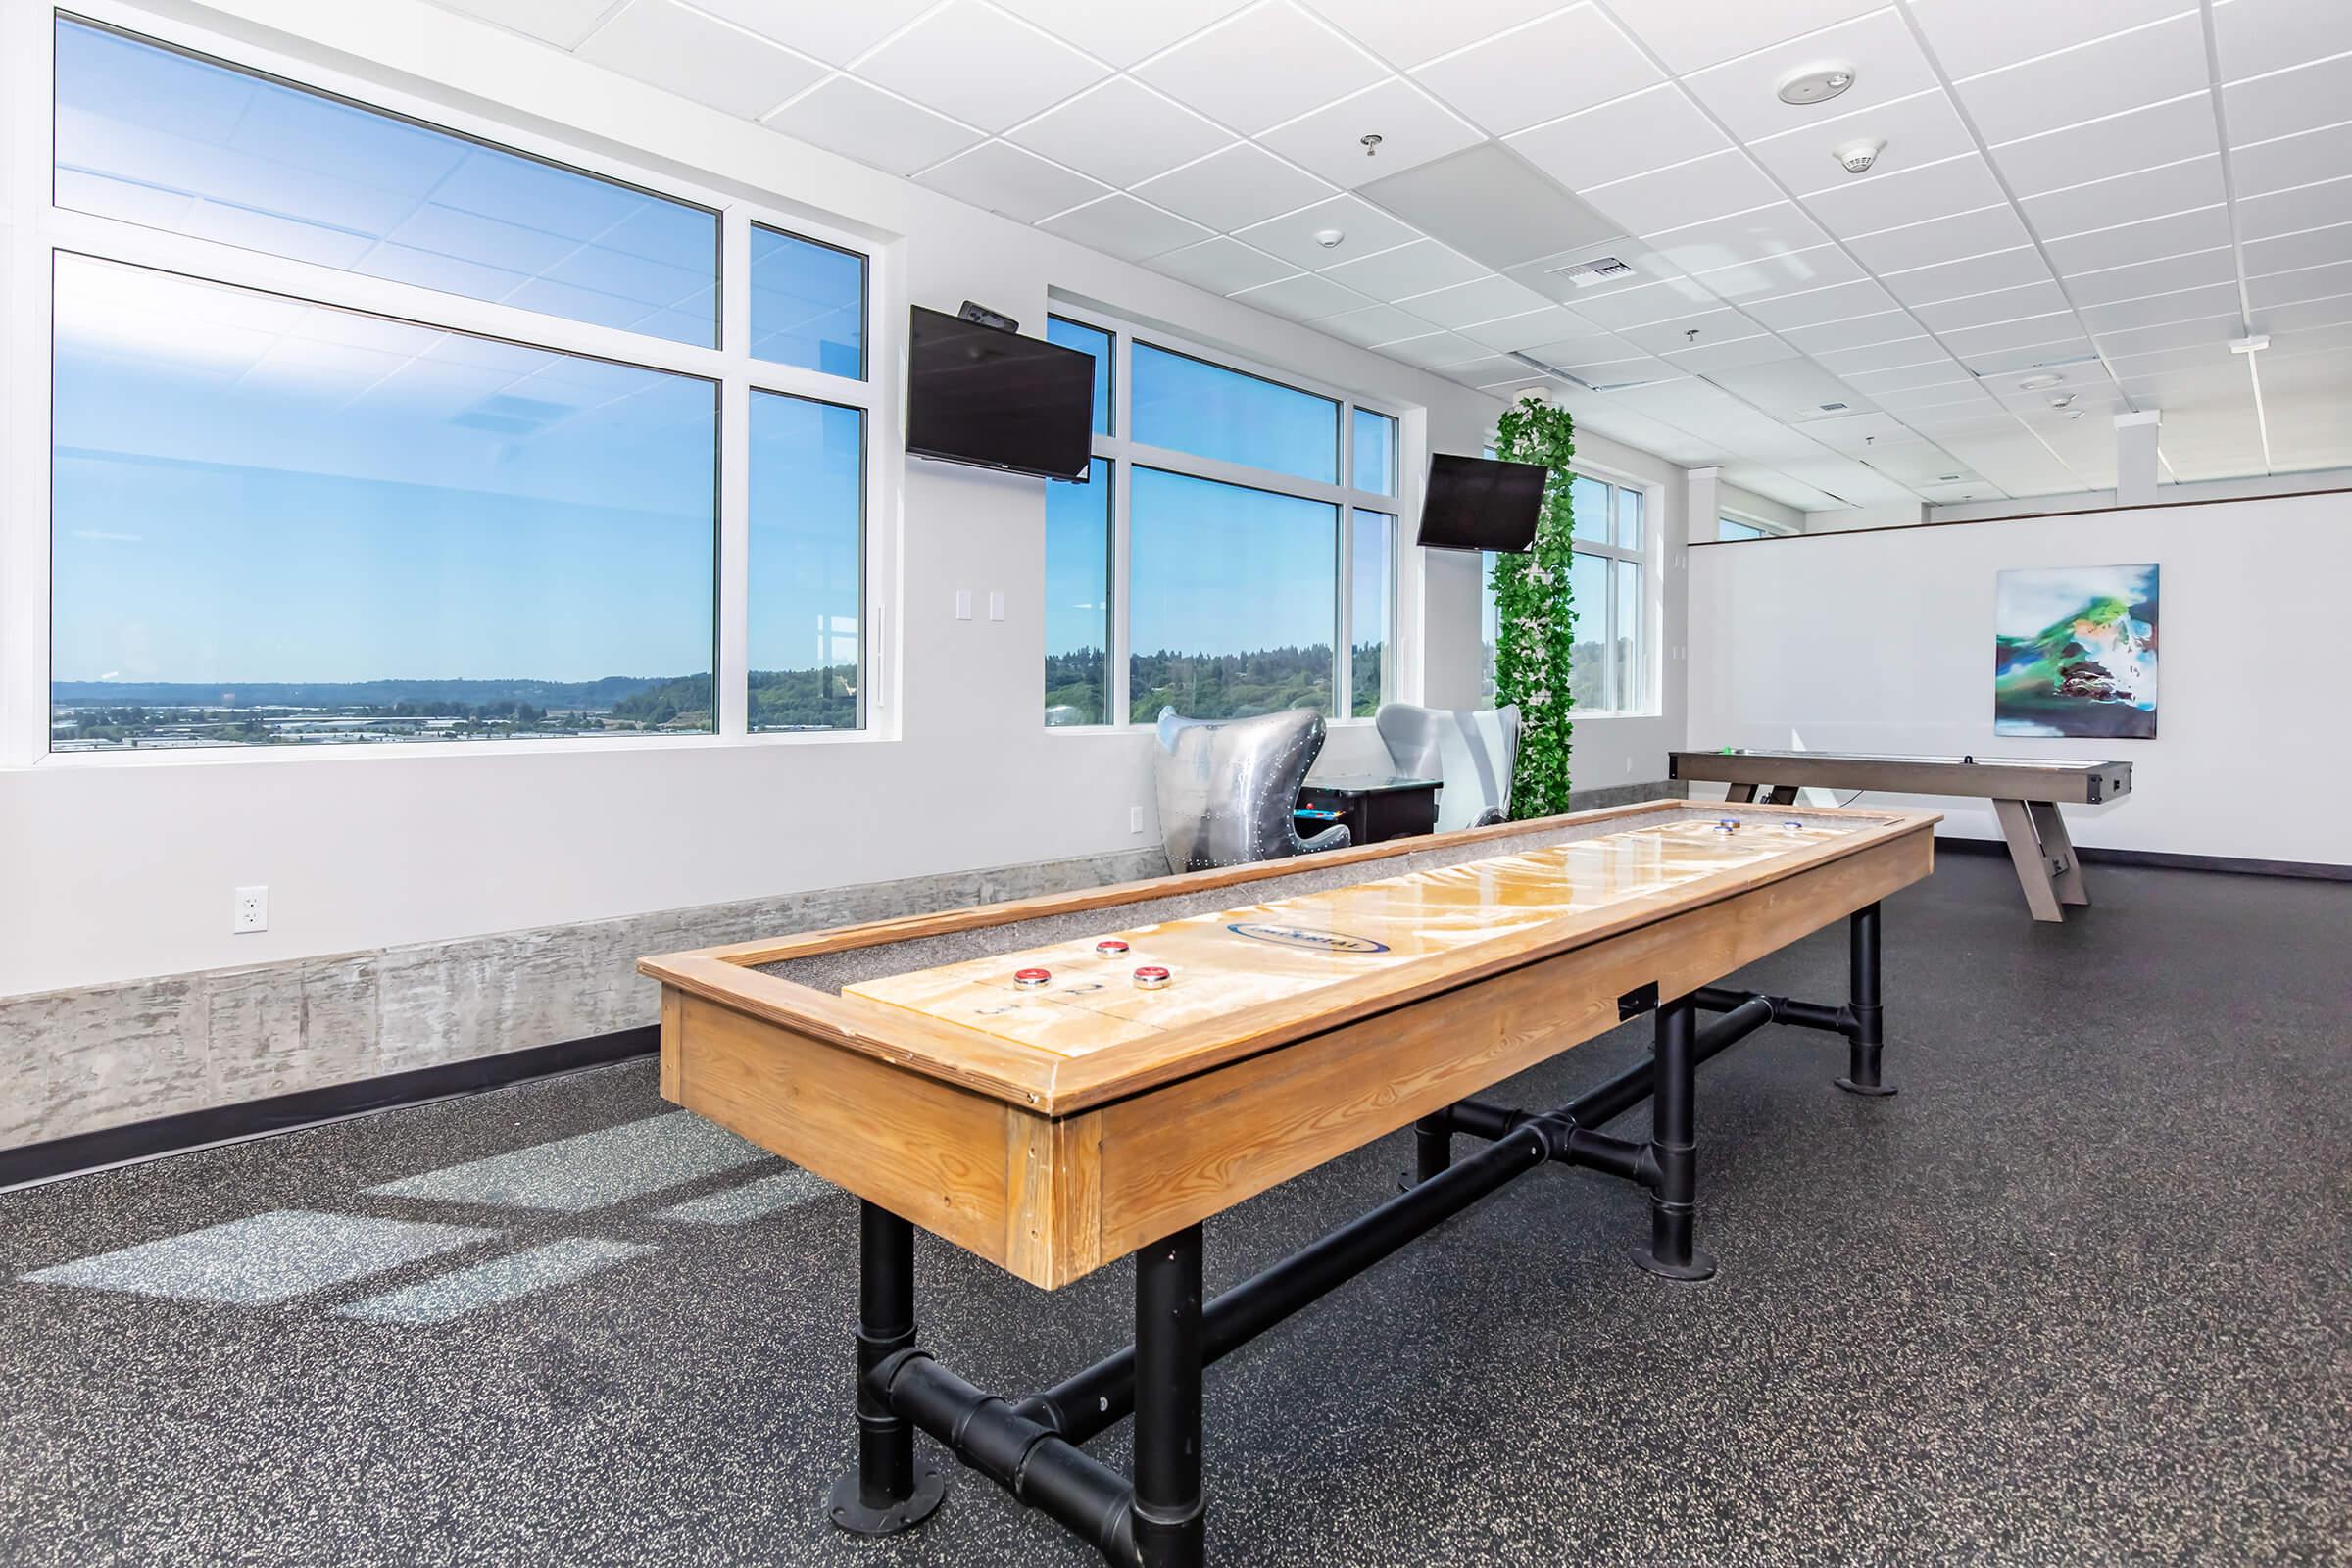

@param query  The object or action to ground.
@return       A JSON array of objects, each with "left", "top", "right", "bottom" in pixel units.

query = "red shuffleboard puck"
[
  {"left": 1133, "top": 965, "right": 1171, "bottom": 990},
  {"left": 1013, "top": 967, "right": 1053, "bottom": 988},
  {"left": 1095, "top": 939, "right": 1131, "bottom": 956}
]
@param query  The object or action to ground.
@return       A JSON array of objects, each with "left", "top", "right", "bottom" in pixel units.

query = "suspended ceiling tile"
[
  {"left": 1951, "top": 11, "right": 2210, "bottom": 147},
  {"left": 1505, "top": 85, "right": 1731, "bottom": 194},
  {"left": 1645, "top": 203, "right": 1833, "bottom": 276},
  {"left": 1907, "top": 0, "right": 2187, "bottom": 85},
  {"left": 1692, "top": 244, "right": 1869, "bottom": 304},
  {"left": 1259, "top": 78, "right": 1487, "bottom": 189},
  {"left": 2040, "top": 205, "right": 2232, "bottom": 275},
  {"left": 1990, "top": 93, "right": 2220, "bottom": 200},
  {"left": 1411, "top": 5, "right": 1661, "bottom": 137},
  {"left": 916, "top": 140, "right": 1111, "bottom": 223},
  {"left": 1843, "top": 203, "right": 2033, "bottom": 274},
  {"left": 853, "top": 1, "right": 1107, "bottom": 133},
  {"left": 1134, "top": 1, "right": 1389, "bottom": 137}
]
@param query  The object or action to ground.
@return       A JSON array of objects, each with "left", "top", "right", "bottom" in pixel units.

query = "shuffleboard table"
[
  {"left": 1670, "top": 749, "right": 2132, "bottom": 923},
  {"left": 640, "top": 797, "right": 1938, "bottom": 1565}
]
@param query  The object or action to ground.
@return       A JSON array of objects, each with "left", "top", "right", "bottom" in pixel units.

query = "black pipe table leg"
[
  {"left": 830, "top": 1201, "right": 947, "bottom": 1534},
  {"left": 1132, "top": 1224, "right": 1206, "bottom": 1568},
  {"left": 1396, "top": 1110, "right": 1454, "bottom": 1192},
  {"left": 1635, "top": 996, "right": 1717, "bottom": 1282},
  {"left": 1835, "top": 902, "right": 1897, "bottom": 1098}
]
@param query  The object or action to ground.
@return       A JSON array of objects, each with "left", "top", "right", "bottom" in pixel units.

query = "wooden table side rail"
[{"left": 654, "top": 821, "right": 1932, "bottom": 1290}]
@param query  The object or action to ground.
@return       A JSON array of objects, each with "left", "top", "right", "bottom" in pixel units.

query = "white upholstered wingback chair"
[
  {"left": 1152, "top": 707, "right": 1351, "bottom": 872},
  {"left": 1374, "top": 703, "right": 1522, "bottom": 832}
]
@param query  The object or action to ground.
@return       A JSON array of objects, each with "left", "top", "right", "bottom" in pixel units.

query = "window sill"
[
  {"left": 1044, "top": 714, "right": 1380, "bottom": 735},
  {"left": 21, "top": 727, "right": 896, "bottom": 770}
]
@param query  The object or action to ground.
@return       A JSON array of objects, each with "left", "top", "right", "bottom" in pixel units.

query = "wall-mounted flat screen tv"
[
  {"left": 906, "top": 306, "right": 1095, "bottom": 481},
  {"left": 1416, "top": 453, "right": 1548, "bottom": 552}
]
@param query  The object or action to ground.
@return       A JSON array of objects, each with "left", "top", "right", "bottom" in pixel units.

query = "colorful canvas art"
[{"left": 1993, "top": 564, "right": 2159, "bottom": 738}]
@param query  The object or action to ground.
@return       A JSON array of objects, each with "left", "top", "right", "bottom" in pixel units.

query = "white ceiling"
[{"left": 439, "top": 0, "right": 2352, "bottom": 512}]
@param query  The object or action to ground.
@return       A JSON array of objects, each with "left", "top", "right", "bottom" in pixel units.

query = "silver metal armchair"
[
  {"left": 1375, "top": 703, "right": 1522, "bottom": 832},
  {"left": 1153, "top": 707, "right": 1351, "bottom": 872}
]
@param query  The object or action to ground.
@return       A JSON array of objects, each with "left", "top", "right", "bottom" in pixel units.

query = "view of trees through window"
[
  {"left": 1044, "top": 316, "right": 1397, "bottom": 727},
  {"left": 1479, "top": 471, "right": 1649, "bottom": 713},
  {"left": 46, "top": 20, "right": 870, "bottom": 751}
]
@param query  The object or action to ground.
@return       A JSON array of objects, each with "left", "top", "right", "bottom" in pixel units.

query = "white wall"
[
  {"left": 1688, "top": 490, "right": 2352, "bottom": 866},
  {"left": 0, "top": 0, "right": 1522, "bottom": 997}
]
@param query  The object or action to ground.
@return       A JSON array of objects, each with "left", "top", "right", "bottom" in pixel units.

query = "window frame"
[
  {"left": 1043, "top": 302, "right": 1410, "bottom": 731},
  {"left": 1566, "top": 469, "right": 1654, "bottom": 718},
  {"left": 5, "top": 3, "right": 900, "bottom": 767},
  {"left": 1478, "top": 459, "right": 1661, "bottom": 720},
  {"left": 1716, "top": 506, "right": 1790, "bottom": 542}
]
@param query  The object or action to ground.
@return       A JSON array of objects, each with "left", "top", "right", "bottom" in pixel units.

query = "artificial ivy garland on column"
[{"left": 1490, "top": 390, "right": 1579, "bottom": 819}]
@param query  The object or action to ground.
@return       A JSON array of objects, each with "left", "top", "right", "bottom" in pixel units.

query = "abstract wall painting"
[{"left": 1993, "top": 564, "right": 2160, "bottom": 739}]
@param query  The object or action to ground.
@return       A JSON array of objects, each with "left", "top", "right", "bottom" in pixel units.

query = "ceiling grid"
[{"left": 431, "top": 0, "right": 2352, "bottom": 511}]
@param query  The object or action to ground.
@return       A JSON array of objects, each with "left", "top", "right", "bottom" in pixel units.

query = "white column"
[
  {"left": 2116, "top": 411, "right": 2162, "bottom": 508},
  {"left": 1687, "top": 466, "right": 1721, "bottom": 545}
]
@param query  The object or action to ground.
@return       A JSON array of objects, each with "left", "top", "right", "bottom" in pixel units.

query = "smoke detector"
[
  {"left": 1313, "top": 228, "right": 1346, "bottom": 249},
  {"left": 1835, "top": 138, "right": 1886, "bottom": 174},
  {"left": 1777, "top": 64, "right": 1856, "bottom": 105},
  {"left": 2047, "top": 393, "right": 2077, "bottom": 409}
]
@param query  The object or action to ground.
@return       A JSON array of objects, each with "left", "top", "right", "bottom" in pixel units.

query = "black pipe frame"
[{"left": 829, "top": 903, "right": 1890, "bottom": 1566}]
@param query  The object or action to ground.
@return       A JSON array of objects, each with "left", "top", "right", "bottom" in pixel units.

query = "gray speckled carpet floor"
[{"left": 1, "top": 855, "right": 2346, "bottom": 1567}]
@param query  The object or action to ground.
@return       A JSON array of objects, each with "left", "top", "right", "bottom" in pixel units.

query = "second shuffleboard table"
[
  {"left": 641, "top": 797, "right": 1939, "bottom": 1566},
  {"left": 1670, "top": 748, "right": 2132, "bottom": 923}
]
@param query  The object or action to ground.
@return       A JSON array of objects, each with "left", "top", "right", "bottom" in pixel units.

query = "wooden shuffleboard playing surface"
[
  {"left": 845, "top": 817, "right": 1860, "bottom": 1057},
  {"left": 643, "top": 799, "right": 1936, "bottom": 1290}
]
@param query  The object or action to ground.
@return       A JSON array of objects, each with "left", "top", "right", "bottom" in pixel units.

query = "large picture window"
[
  {"left": 40, "top": 17, "right": 878, "bottom": 753},
  {"left": 49, "top": 258, "right": 718, "bottom": 749},
  {"left": 1043, "top": 314, "right": 1400, "bottom": 726}
]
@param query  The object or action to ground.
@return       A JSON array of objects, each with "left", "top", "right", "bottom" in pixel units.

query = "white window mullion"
[
  {"left": 716, "top": 210, "right": 754, "bottom": 739},
  {"left": 1109, "top": 335, "right": 1136, "bottom": 726},
  {"left": 2, "top": 72, "right": 53, "bottom": 764}
]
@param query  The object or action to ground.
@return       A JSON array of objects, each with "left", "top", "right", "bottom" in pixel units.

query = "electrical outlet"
[
  {"left": 233, "top": 885, "right": 269, "bottom": 934},
  {"left": 1129, "top": 806, "right": 1144, "bottom": 834}
]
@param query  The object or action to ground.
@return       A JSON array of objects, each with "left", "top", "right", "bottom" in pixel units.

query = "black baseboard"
[
  {"left": 0, "top": 1025, "right": 659, "bottom": 1192},
  {"left": 1935, "top": 834, "right": 2352, "bottom": 883}
]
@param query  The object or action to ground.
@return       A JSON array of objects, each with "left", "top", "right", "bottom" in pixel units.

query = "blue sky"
[{"left": 50, "top": 18, "right": 1394, "bottom": 693}]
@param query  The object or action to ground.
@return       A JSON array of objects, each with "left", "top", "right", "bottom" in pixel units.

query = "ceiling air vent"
[
  {"left": 1818, "top": 401, "right": 1849, "bottom": 411},
  {"left": 1548, "top": 256, "right": 1635, "bottom": 288}
]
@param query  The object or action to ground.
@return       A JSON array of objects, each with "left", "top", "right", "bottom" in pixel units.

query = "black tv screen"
[
  {"left": 906, "top": 306, "right": 1095, "bottom": 481},
  {"left": 1417, "top": 453, "right": 1548, "bottom": 552}
]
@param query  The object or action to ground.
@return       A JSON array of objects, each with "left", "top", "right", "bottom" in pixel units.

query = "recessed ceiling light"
[
  {"left": 2017, "top": 373, "right": 2065, "bottom": 391},
  {"left": 1777, "top": 64, "right": 1856, "bottom": 106}
]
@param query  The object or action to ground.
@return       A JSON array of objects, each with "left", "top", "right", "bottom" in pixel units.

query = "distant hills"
[{"left": 51, "top": 676, "right": 676, "bottom": 709}]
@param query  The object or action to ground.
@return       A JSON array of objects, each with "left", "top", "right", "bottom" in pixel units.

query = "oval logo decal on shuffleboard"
[{"left": 1226, "top": 922, "right": 1391, "bottom": 955}]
